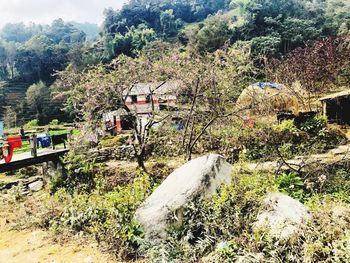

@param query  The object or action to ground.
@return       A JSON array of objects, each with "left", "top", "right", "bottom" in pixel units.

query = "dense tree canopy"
[
  {"left": 0, "top": 19, "right": 92, "bottom": 124},
  {"left": 98, "top": 0, "right": 350, "bottom": 58}
]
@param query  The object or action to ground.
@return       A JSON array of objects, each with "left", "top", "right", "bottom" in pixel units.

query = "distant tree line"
[
  {"left": 98, "top": 0, "right": 350, "bottom": 58},
  {"left": 0, "top": 19, "right": 99, "bottom": 124}
]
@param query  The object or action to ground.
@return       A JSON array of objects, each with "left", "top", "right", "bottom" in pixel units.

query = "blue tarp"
[
  {"left": 253, "top": 82, "right": 283, "bottom": 89},
  {"left": 37, "top": 134, "right": 51, "bottom": 148}
]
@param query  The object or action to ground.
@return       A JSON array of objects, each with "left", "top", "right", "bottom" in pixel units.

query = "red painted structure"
[{"left": 104, "top": 81, "right": 179, "bottom": 133}]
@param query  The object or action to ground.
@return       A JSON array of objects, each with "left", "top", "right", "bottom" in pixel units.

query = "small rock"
[
  {"left": 28, "top": 180, "right": 44, "bottom": 192},
  {"left": 84, "top": 256, "right": 94, "bottom": 263}
]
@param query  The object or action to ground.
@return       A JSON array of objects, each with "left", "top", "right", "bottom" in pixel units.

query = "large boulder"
[
  {"left": 136, "top": 154, "right": 232, "bottom": 239},
  {"left": 254, "top": 192, "right": 311, "bottom": 239}
]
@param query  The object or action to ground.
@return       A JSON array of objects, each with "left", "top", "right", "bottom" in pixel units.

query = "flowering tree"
[
  {"left": 268, "top": 36, "right": 350, "bottom": 107},
  {"left": 57, "top": 42, "right": 257, "bottom": 165},
  {"left": 162, "top": 43, "right": 258, "bottom": 160},
  {"left": 56, "top": 50, "right": 175, "bottom": 170}
]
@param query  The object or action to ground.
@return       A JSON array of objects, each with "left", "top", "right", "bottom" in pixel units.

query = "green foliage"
[
  {"left": 46, "top": 19, "right": 86, "bottom": 44},
  {"left": 50, "top": 152, "right": 99, "bottom": 195},
  {"left": 251, "top": 35, "right": 281, "bottom": 57},
  {"left": 303, "top": 160, "right": 350, "bottom": 202},
  {"left": 49, "top": 119, "right": 59, "bottom": 125},
  {"left": 102, "top": 0, "right": 231, "bottom": 37},
  {"left": 160, "top": 9, "right": 184, "bottom": 37},
  {"left": 297, "top": 115, "right": 327, "bottom": 134},
  {"left": 0, "top": 23, "right": 34, "bottom": 43},
  {"left": 276, "top": 119, "right": 299, "bottom": 135},
  {"left": 48, "top": 171, "right": 153, "bottom": 258},
  {"left": 236, "top": 116, "right": 344, "bottom": 162},
  {"left": 15, "top": 166, "right": 40, "bottom": 179},
  {"left": 185, "top": 13, "right": 234, "bottom": 52},
  {"left": 0, "top": 19, "right": 88, "bottom": 124},
  {"left": 144, "top": 166, "right": 350, "bottom": 262},
  {"left": 111, "top": 24, "right": 157, "bottom": 57},
  {"left": 98, "top": 135, "right": 127, "bottom": 148},
  {"left": 26, "top": 81, "right": 51, "bottom": 121},
  {"left": 25, "top": 119, "right": 39, "bottom": 127},
  {"left": 275, "top": 172, "right": 306, "bottom": 201}
]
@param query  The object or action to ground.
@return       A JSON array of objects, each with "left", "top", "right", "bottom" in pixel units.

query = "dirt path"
[
  {"left": 234, "top": 143, "right": 350, "bottom": 173},
  {"left": 0, "top": 213, "right": 115, "bottom": 263},
  {"left": 0, "top": 229, "right": 115, "bottom": 263}
]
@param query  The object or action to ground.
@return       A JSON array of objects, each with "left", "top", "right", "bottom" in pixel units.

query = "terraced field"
[{"left": 0, "top": 80, "right": 29, "bottom": 118}]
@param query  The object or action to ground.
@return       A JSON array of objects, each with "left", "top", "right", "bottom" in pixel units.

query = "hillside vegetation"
[
  {"left": 1, "top": 0, "right": 350, "bottom": 262},
  {"left": 1, "top": 0, "right": 350, "bottom": 124}
]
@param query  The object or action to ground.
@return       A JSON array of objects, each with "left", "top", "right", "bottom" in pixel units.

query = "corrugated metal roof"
[
  {"left": 126, "top": 81, "right": 179, "bottom": 96},
  {"left": 319, "top": 89, "right": 350, "bottom": 101}
]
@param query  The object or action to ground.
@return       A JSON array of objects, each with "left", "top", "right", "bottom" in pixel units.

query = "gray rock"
[
  {"left": 136, "top": 154, "right": 232, "bottom": 239},
  {"left": 83, "top": 257, "right": 94, "bottom": 263},
  {"left": 28, "top": 180, "right": 44, "bottom": 192},
  {"left": 254, "top": 192, "right": 311, "bottom": 239}
]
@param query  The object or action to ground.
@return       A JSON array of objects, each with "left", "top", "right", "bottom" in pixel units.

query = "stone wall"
[{"left": 88, "top": 145, "right": 136, "bottom": 163}]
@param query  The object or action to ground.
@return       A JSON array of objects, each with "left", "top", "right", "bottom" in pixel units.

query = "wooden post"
[
  {"left": 30, "top": 134, "right": 37, "bottom": 158},
  {"left": 322, "top": 101, "right": 327, "bottom": 117}
]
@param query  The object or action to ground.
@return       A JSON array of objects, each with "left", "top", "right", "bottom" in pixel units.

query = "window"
[
  {"left": 131, "top": 95, "right": 138, "bottom": 104},
  {"left": 146, "top": 95, "right": 151, "bottom": 103}
]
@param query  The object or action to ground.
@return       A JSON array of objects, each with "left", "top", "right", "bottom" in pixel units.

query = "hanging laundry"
[
  {"left": 4, "top": 144, "right": 14, "bottom": 164},
  {"left": 7, "top": 136, "right": 22, "bottom": 149},
  {"left": 4, "top": 136, "right": 22, "bottom": 163},
  {"left": 0, "top": 146, "right": 4, "bottom": 160},
  {"left": 37, "top": 134, "right": 51, "bottom": 148},
  {"left": 51, "top": 133, "right": 68, "bottom": 149}
]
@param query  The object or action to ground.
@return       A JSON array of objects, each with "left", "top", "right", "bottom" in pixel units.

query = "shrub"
[
  {"left": 49, "top": 133, "right": 109, "bottom": 195},
  {"left": 302, "top": 160, "right": 350, "bottom": 202},
  {"left": 237, "top": 116, "right": 344, "bottom": 162},
  {"left": 275, "top": 172, "right": 307, "bottom": 201},
  {"left": 149, "top": 125, "right": 183, "bottom": 157},
  {"left": 49, "top": 119, "right": 59, "bottom": 125},
  {"left": 297, "top": 115, "right": 327, "bottom": 134},
  {"left": 50, "top": 151, "right": 100, "bottom": 195},
  {"left": 25, "top": 119, "right": 39, "bottom": 127},
  {"left": 15, "top": 166, "right": 40, "bottom": 179},
  {"left": 276, "top": 119, "right": 299, "bottom": 135},
  {"left": 98, "top": 135, "right": 127, "bottom": 148},
  {"left": 50, "top": 171, "right": 152, "bottom": 258}
]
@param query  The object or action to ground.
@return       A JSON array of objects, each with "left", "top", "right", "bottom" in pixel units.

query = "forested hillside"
[
  {"left": 1, "top": 0, "right": 349, "bottom": 125},
  {"left": 0, "top": 19, "right": 97, "bottom": 123},
  {"left": 98, "top": 0, "right": 350, "bottom": 58}
]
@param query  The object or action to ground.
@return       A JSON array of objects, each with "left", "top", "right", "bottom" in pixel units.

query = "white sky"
[{"left": 0, "top": 0, "right": 128, "bottom": 28}]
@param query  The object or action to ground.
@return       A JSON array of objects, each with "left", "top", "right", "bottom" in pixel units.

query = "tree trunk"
[{"left": 136, "top": 154, "right": 146, "bottom": 171}]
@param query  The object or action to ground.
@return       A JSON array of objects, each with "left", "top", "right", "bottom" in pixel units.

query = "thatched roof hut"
[{"left": 236, "top": 82, "right": 302, "bottom": 115}]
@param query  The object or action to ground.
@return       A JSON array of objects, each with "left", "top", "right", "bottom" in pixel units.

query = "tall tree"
[
  {"left": 268, "top": 36, "right": 350, "bottom": 107},
  {"left": 26, "top": 81, "right": 51, "bottom": 121}
]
